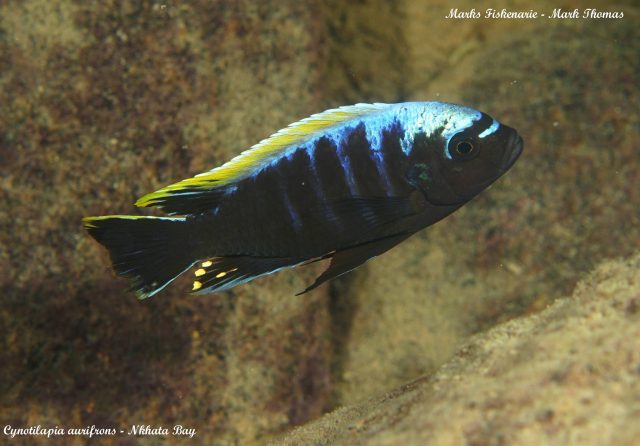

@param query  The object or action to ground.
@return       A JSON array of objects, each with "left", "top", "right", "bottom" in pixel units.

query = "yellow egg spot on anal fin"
[
  {"left": 192, "top": 281, "right": 202, "bottom": 291},
  {"left": 202, "top": 260, "right": 213, "bottom": 268},
  {"left": 215, "top": 271, "right": 227, "bottom": 279},
  {"left": 195, "top": 268, "right": 205, "bottom": 277}
]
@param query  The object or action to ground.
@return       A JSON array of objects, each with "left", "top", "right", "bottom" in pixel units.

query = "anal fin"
[
  {"left": 191, "top": 255, "right": 304, "bottom": 294},
  {"left": 297, "top": 233, "right": 412, "bottom": 295}
]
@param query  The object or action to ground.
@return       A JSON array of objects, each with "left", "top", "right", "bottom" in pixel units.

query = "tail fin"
[{"left": 82, "top": 215, "right": 196, "bottom": 299}]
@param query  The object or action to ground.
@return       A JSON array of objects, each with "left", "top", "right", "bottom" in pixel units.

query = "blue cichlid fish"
[{"left": 84, "top": 102, "right": 523, "bottom": 299}]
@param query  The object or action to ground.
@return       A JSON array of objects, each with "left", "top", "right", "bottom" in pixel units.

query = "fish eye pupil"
[{"left": 456, "top": 141, "right": 474, "bottom": 155}]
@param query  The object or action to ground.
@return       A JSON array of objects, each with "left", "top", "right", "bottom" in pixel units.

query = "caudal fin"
[{"left": 83, "top": 215, "right": 196, "bottom": 299}]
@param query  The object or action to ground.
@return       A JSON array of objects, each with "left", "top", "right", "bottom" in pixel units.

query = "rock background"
[
  {"left": 278, "top": 252, "right": 640, "bottom": 446},
  {"left": 1, "top": 1, "right": 638, "bottom": 445}
]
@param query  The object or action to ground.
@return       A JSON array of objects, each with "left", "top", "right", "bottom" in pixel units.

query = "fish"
[{"left": 83, "top": 102, "right": 523, "bottom": 299}]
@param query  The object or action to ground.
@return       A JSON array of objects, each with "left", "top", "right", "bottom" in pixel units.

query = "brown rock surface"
[
  {"left": 277, "top": 252, "right": 640, "bottom": 446},
  {"left": 1, "top": 1, "right": 638, "bottom": 445}
]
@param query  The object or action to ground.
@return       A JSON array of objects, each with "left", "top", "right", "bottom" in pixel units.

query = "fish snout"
[{"left": 502, "top": 132, "right": 523, "bottom": 171}]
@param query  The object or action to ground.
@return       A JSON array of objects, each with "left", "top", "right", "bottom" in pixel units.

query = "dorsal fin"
[{"left": 135, "top": 103, "right": 391, "bottom": 211}]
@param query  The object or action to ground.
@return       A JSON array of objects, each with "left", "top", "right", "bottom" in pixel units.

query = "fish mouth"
[{"left": 501, "top": 134, "right": 523, "bottom": 172}]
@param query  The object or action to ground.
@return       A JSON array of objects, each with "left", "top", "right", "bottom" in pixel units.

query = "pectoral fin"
[
  {"left": 297, "top": 233, "right": 412, "bottom": 295},
  {"left": 309, "top": 194, "right": 418, "bottom": 243}
]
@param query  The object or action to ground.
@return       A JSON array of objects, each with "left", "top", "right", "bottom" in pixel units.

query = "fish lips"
[{"left": 501, "top": 133, "right": 524, "bottom": 172}]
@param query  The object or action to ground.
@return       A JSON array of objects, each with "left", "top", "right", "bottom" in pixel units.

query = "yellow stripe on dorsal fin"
[{"left": 135, "top": 103, "right": 391, "bottom": 208}]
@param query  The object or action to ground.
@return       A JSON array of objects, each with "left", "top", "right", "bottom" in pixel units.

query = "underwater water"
[{"left": 1, "top": 1, "right": 638, "bottom": 445}]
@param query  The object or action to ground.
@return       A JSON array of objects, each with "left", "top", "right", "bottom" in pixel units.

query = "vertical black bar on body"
[
  {"left": 343, "top": 123, "right": 389, "bottom": 197},
  {"left": 311, "top": 136, "right": 352, "bottom": 200},
  {"left": 276, "top": 149, "right": 329, "bottom": 254},
  {"left": 380, "top": 120, "right": 413, "bottom": 196}
]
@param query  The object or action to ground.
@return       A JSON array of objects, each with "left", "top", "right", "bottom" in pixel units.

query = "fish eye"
[
  {"left": 456, "top": 141, "right": 474, "bottom": 156},
  {"left": 447, "top": 137, "right": 479, "bottom": 161}
]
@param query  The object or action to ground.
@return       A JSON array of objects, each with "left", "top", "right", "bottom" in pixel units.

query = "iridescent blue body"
[
  {"left": 206, "top": 115, "right": 412, "bottom": 257},
  {"left": 84, "top": 102, "right": 523, "bottom": 298}
]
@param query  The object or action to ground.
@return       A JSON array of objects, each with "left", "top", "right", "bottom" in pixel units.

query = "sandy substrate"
[{"left": 277, "top": 252, "right": 640, "bottom": 446}]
